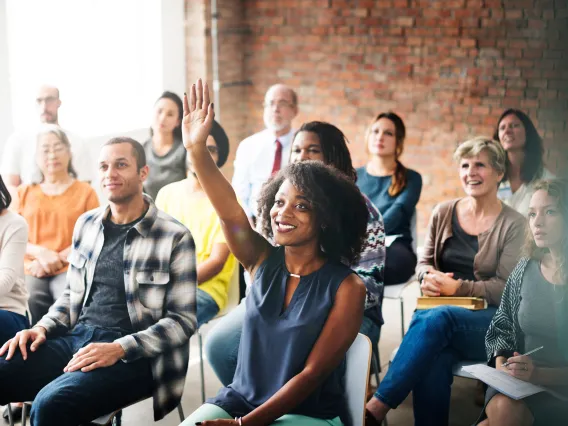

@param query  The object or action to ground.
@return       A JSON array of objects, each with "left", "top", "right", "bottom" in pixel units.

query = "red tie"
[{"left": 271, "top": 139, "right": 282, "bottom": 176}]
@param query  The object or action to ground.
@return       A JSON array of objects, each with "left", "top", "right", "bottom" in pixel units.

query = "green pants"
[{"left": 180, "top": 403, "right": 343, "bottom": 426}]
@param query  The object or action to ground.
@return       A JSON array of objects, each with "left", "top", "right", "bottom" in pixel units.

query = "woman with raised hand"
[
  {"left": 143, "top": 91, "right": 187, "bottom": 200},
  {"left": 16, "top": 125, "right": 99, "bottom": 323},
  {"left": 476, "top": 179, "right": 568, "bottom": 426},
  {"left": 365, "top": 137, "right": 526, "bottom": 426},
  {"left": 180, "top": 80, "right": 369, "bottom": 426},
  {"left": 357, "top": 112, "right": 422, "bottom": 285},
  {"left": 495, "top": 109, "right": 554, "bottom": 216},
  {"left": 204, "top": 121, "right": 386, "bottom": 387}
]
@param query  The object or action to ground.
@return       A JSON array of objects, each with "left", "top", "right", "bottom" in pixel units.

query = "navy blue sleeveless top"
[{"left": 207, "top": 246, "right": 353, "bottom": 419}]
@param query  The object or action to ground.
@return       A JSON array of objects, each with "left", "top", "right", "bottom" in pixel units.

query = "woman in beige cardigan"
[
  {"left": 0, "top": 176, "right": 29, "bottom": 345},
  {"left": 366, "top": 137, "right": 526, "bottom": 426}
]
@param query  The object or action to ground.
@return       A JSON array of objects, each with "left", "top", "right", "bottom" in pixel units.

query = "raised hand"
[{"left": 182, "top": 79, "right": 215, "bottom": 152}]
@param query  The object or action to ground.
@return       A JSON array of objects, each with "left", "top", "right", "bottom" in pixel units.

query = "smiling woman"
[
  {"left": 181, "top": 79, "right": 370, "bottom": 426},
  {"left": 365, "top": 136, "right": 527, "bottom": 426}
]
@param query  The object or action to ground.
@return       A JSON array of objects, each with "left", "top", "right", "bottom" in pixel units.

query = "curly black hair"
[{"left": 256, "top": 161, "right": 369, "bottom": 265}]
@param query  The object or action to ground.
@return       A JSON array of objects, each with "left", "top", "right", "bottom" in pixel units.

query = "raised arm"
[
  {"left": 241, "top": 274, "right": 366, "bottom": 426},
  {"left": 182, "top": 79, "right": 270, "bottom": 271}
]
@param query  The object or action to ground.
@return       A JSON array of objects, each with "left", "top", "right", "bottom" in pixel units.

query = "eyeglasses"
[
  {"left": 39, "top": 145, "right": 66, "bottom": 156},
  {"left": 36, "top": 96, "right": 59, "bottom": 105},
  {"left": 263, "top": 100, "right": 294, "bottom": 110}
]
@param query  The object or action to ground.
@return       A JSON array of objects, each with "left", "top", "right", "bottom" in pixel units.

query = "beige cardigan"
[
  {"left": 0, "top": 210, "right": 29, "bottom": 316},
  {"left": 416, "top": 198, "right": 526, "bottom": 306}
]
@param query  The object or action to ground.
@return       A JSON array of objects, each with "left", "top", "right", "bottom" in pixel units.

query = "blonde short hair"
[{"left": 453, "top": 136, "right": 506, "bottom": 176}]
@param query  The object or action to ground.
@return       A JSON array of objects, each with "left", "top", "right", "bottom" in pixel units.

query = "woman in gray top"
[
  {"left": 143, "top": 91, "right": 187, "bottom": 200},
  {"left": 478, "top": 179, "right": 568, "bottom": 426}
]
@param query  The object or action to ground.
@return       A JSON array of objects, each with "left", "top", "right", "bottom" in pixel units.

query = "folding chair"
[{"left": 344, "top": 334, "right": 372, "bottom": 426}]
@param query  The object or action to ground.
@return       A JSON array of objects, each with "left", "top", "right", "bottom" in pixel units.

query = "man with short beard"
[
  {"left": 1, "top": 84, "right": 92, "bottom": 186},
  {"left": 232, "top": 84, "right": 298, "bottom": 222},
  {"left": 0, "top": 137, "right": 197, "bottom": 426}
]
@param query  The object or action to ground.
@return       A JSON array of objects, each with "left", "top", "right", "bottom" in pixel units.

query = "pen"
[{"left": 502, "top": 346, "right": 544, "bottom": 368}]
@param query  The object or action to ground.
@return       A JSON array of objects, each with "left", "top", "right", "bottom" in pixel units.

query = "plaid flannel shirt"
[{"left": 36, "top": 195, "right": 197, "bottom": 420}]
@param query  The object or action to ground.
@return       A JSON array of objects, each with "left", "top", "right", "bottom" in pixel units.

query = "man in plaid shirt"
[{"left": 0, "top": 137, "right": 197, "bottom": 425}]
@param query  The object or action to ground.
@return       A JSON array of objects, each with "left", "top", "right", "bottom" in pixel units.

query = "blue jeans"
[
  {"left": 375, "top": 305, "right": 497, "bottom": 426},
  {"left": 197, "top": 288, "right": 220, "bottom": 327},
  {"left": 0, "top": 323, "right": 153, "bottom": 426},
  {"left": 0, "top": 309, "right": 29, "bottom": 345},
  {"left": 205, "top": 297, "right": 382, "bottom": 386}
]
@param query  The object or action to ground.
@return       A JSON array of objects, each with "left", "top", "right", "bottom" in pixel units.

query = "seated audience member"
[
  {"left": 0, "top": 176, "right": 29, "bottom": 344},
  {"left": 476, "top": 179, "right": 568, "bottom": 426},
  {"left": 356, "top": 112, "right": 422, "bottom": 285},
  {"left": 16, "top": 125, "right": 99, "bottom": 323},
  {"left": 204, "top": 121, "right": 386, "bottom": 387},
  {"left": 0, "top": 84, "right": 92, "bottom": 187},
  {"left": 365, "top": 137, "right": 526, "bottom": 426},
  {"left": 495, "top": 109, "right": 555, "bottom": 216},
  {"left": 232, "top": 84, "right": 298, "bottom": 222},
  {"left": 143, "top": 91, "right": 187, "bottom": 200},
  {"left": 0, "top": 137, "right": 197, "bottom": 425},
  {"left": 181, "top": 80, "right": 368, "bottom": 425},
  {"left": 156, "top": 120, "right": 236, "bottom": 326}
]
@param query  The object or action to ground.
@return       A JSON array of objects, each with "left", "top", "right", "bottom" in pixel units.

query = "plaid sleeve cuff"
[
  {"left": 35, "top": 317, "right": 61, "bottom": 335},
  {"left": 115, "top": 335, "right": 143, "bottom": 362}
]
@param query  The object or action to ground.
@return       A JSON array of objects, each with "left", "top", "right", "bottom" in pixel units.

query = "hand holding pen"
[{"left": 501, "top": 346, "right": 543, "bottom": 382}]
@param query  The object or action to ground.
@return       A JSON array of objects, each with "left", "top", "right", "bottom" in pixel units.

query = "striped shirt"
[{"left": 36, "top": 195, "right": 197, "bottom": 420}]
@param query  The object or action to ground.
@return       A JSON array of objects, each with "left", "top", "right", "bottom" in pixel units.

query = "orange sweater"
[{"left": 18, "top": 181, "right": 99, "bottom": 275}]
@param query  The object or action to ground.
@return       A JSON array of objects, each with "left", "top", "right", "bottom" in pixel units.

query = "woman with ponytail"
[{"left": 357, "top": 112, "right": 422, "bottom": 285}]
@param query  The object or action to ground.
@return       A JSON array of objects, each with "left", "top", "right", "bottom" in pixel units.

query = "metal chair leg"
[
  {"left": 371, "top": 351, "right": 381, "bottom": 388},
  {"left": 177, "top": 403, "right": 185, "bottom": 422},
  {"left": 22, "top": 403, "right": 28, "bottom": 426},
  {"left": 198, "top": 331, "right": 206, "bottom": 403},
  {"left": 6, "top": 404, "right": 14, "bottom": 426},
  {"left": 399, "top": 298, "right": 405, "bottom": 337}
]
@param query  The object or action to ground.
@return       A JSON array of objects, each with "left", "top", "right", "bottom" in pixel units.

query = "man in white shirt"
[
  {"left": 232, "top": 84, "right": 298, "bottom": 220},
  {"left": 1, "top": 84, "right": 93, "bottom": 186}
]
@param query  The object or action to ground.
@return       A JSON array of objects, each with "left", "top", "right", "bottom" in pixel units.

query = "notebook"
[{"left": 416, "top": 296, "right": 486, "bottom": 310}]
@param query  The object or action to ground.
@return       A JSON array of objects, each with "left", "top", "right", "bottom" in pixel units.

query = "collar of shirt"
[{"left": 93, "top": 194, "right": 157, "bottom": 238}]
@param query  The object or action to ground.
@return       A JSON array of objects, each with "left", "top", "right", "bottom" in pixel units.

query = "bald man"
[
  {"left": 231, "top": 84, "right": 299, "bottom": 219},
  {"left": 1, "top": 85, "right": 93, "bottom": 186}
]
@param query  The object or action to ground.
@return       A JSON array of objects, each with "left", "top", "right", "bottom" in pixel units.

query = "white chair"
[
  {"left": 197, "top": 263, "right": 241, "bottom": 402},
  {"left": 345, "top": 333, "right": 372, "bottom": 426},
  {"left": 452, "top": 360, "right": 478, "bottom": 380},
  {"left": 383, "top": 211, "right": 418, "bottom": 338}
]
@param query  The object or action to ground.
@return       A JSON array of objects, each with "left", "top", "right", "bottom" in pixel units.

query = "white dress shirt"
[
  {"left": 232, "top": 128, "right": 295, "bottom": 217},
  {"left": 1, "top": 126, "right": 94, "bottom": 184}
]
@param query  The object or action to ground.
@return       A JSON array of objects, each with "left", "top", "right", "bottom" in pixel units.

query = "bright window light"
[{"left": 6, "top": 0, "right": 163, "bottom": 137}]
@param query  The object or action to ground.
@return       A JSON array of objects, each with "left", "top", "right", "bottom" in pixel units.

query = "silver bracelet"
[{"left": 234, "top": 417, "right": 243, "bottom": 425}]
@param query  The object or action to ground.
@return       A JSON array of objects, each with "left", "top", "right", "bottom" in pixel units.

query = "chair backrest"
[
  {"left": 218, "top": 262, "right": 240, "bottom": 317},
  {"left": 344, "top": 333, "right": 372, "bottom": 426},
  {"left": 410, "top": 209, "right": 418, "bottom": 254}
]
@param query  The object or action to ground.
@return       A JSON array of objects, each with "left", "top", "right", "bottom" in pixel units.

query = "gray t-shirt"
[
  {"left": 143, "top": 137, "right": 187, "bottom": 200},
  {"left": 518, "top": 259, "right": 568, "bottom": 368},
  {"left": 77, "top": 216, "right": 143, "bottom": 333}
]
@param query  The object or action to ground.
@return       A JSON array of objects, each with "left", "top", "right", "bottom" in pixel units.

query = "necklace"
[{"left": 289, "top": 273, "right": 301, "bottom": 278}]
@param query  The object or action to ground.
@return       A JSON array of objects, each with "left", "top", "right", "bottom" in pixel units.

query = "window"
[{"left": 6, "top": 0, "right": 183, "bottom": 137}]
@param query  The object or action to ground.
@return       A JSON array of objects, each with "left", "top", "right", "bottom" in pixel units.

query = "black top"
[
  {"left": 439, "top": 209, "right": 479, "bottom": 281},
  {"left": 78, "top": 216, "right": 144, "bottom": 334}
]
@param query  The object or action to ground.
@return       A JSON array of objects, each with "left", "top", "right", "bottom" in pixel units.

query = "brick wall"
[{"left": 186, "top": 0, "right": 568, "bottom": 239}]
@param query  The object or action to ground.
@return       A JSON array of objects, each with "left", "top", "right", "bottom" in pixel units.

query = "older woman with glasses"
[
  {"left": 15, "top": 125, "right": 99, "bottom": 324},
  {"left": 366, "top": 137, "right": 526, "bottom": 426}
]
